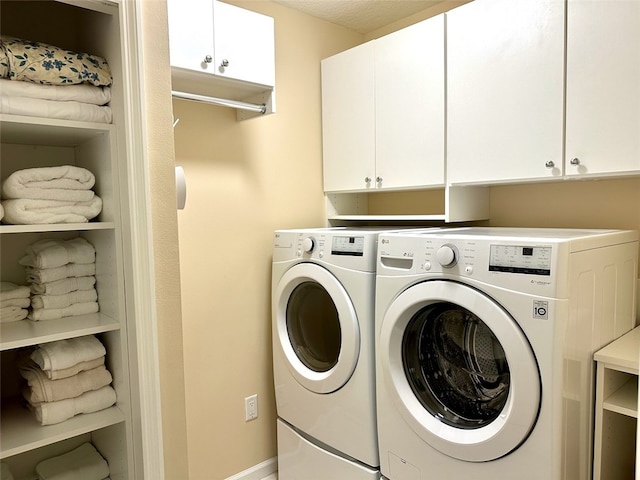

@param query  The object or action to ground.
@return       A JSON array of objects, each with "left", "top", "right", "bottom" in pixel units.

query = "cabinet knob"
[
  {"left": 570, "top": 157, "right": 581, "bottom": 166},
  {"left": 204, "top": 55, "right": 213, "bottom": 64},
  {"left": 376, "top": 176, "right": 383, "bottom": 183},
  {"left": 364, "top": 177, "right": 371, "bottom": 183},
  {"left": 545, "top": 161, "right": 555, "bottom": 168},
  {"left": 220, "top": 59, "right": 230, "bottom": 68}
]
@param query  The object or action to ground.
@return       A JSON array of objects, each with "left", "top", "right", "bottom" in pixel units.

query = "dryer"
[
  {"left": 374, "top": 228, "right": 638, "bottom": 480},
  {"left": 273, "top": 227, "right": 421, "bottom": 479}
]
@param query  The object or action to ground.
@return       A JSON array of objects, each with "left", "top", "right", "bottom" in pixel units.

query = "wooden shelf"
[
  {"left": 603, "top": 377, "right": 639, "bottom": 418},
  {"left": 0, "top": 223, "right": 115, "bottom": 234},
  {"left": 0, "top": 313, "right": 120, "bottom": 351},
  {"left": 0, "top": 114, "right": 114, "bottom": 147},
  {"left": 0, "top": 400, "right": 124, "bottom": 459},
  {"left": 594, "top": 327, "right": 640, "bottom": 374}
]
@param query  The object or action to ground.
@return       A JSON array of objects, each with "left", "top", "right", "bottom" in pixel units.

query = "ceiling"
[{"left": 272, "top": 0, "right": 450, "bottom": 34}]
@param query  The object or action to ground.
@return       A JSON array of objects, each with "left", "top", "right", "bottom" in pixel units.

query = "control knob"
[
  {"left": 302, "top": 237, "right": 315, "bottom": 253},
  {"left": 436, "top": 244, "right": 458, "bottom": 268}
]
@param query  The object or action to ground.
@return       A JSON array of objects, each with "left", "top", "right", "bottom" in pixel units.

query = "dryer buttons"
[
  {"left": 436, "top": 244, "right": 458, "bottom": 268},
  {"left": 301, "top": 237, "right": 316, "bottom": 253}
]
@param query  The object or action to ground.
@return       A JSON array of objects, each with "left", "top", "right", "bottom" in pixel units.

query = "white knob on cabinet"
[
  {"left": 302, "top": 237, "right": 315, "bottom": 253},
  {"left": 436, "top": 244, "right": 458, "bottom": 267}
]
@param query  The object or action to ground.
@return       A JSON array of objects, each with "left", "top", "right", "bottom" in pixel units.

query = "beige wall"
[
  {"left": 139, "top": 1, "right": 190, "bottom": 479},
  {"left": 171, "top": 2, "right": 362, "bottom": 478}
]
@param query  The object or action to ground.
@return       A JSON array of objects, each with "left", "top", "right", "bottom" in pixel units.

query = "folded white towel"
[
  {"left": 20, "top": 237, "right": 96, "bottom": 269},
  {"left": 35, "top": 442, "right": 110, "bottom": 480},
  {"left": 0, "top": 78, "right": 111, "bottom": 105},
  {"left": 30, "top": 275, "right": 96, "bottom": 296},
  {"left": 29, "top": 301, "right": 99, "bottom": 321},
  {"left": 0, "top": 281, "right": 30, "bottom": 301},
  {"left": 42, "top": 356, "right": 105, "bottom": 381},
  {"left": 31, "top": 288, "right": 98, "bottom": 310},
  {"left": 0, "top": 95, "right": 113, "bottom": 124},
  {"left": 27, "top": 264, "right": 96, "bottom": 284},
  {"left": 0, "top": 296, "right": 30, "bottom": 308},
  {"left": 20, "top": 359, "right": 112, "bottom": 404},
  {"left": 34, "top": 385, "right": 116, "bottom": 426},
  {"left": 2, "top": 165, "right": 96, "bottom": 202},
  {"left": 31, "top": 335, "right": 106, "bottom": 372},
  {"left": 2, "top": 196, "right": 102, "bottom": 224},
  {"left": 0, "top": 306, "right": 28, "bottom": 323}
]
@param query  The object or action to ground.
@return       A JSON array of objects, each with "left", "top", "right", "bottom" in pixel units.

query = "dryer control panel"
[{"left": 489, "top": 245, "right": 552, "bottom": 276}]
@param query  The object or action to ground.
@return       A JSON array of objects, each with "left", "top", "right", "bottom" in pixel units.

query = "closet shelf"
[
  {"left": 328, "top": 214, "right": 448, "bottom": 222},
  {"left": 0, "top": 313, "right": 120, "bottom": 351},
  {"left": 602, "top": 377, "right": 639, "bottom": 418},
  {"left": 0, "top": 223, "right": 115, "bottom": 234},
  {"left": 0, "top": 114, "right": 114, "bottom": 146},
  {"left": 0, "top": 401, "right": 124, "bottom": 459}
]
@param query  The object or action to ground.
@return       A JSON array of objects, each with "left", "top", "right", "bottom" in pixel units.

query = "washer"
[
  {"left": 375, "top": 227, "right": 638, "bottom": 480},
  {"left": 272, "top": 227, "right": 427, "bottom": 479}
]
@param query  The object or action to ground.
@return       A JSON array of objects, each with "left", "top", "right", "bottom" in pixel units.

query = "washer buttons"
[
  {"left": 423, "top": 261, "right": 432, "bottom": 271},
  {"left": 465, "top": 265, "right": 474, "bottom": 274}
]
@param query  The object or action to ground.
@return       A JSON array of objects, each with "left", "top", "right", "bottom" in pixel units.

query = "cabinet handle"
[
  {"left": 220, "top": 59, "right": 230, "bottom": 68},
  {"left": 364, "top": 177, "right": 371, "bottom": 183},
  {"left": 570, "top": 157, "right": 581, "bottom": 166},
  {"left": 204, "top": 55, "right": 213, "bottom": 64},
  {"left": 376, "top": 176, "right": 383, "bottom": 183},
  {"left": 545, "top": 161, "right": 555, "bottom": 168}
]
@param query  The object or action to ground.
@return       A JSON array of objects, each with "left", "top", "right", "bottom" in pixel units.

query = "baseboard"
[{"left": 224, "top": 457, "right": 277, "bottom": 480}]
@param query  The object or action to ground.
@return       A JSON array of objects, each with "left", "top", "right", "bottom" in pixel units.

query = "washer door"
[
  {"left": 379, "top": 280, "right": 540, "bottom": 462},
  {"left": 275, "top": 263, "right": 360, "bottom": 394}
]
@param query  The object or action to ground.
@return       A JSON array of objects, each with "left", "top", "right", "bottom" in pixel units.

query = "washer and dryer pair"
[{"left": 272, "top": 227, "right": 639, "bottom": 480}]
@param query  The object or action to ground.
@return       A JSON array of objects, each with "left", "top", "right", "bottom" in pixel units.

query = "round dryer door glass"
[
  {"left": 286, "top": 281, "right": 341, "bottom": 372},
  {"left": 402, "top": 302, "right": 510, "bottom": 429}
]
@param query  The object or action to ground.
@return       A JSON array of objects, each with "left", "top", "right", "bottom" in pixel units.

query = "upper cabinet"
[
  {"left": 167, "top": 0, "right": 276, "bottom": 116},
  {"left": 447, "top": 0, "right": 565, "bottom": 185},
  {"left": 322, "top": 15, "right": 445, "bottom": 193},
  {"left": 565, "top": 0, "right": 640, "bottom": 178}
]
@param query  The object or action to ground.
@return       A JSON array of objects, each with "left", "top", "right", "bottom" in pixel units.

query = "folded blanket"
[
  {"left": 41, "top": 356, "right": 105, "bottom": 381},
  {"left": 27, "top": 264, "right": 96, "bottom": 284},
  {"left": 20, "top": 237, "right": 96, "bottom": 269},
  {"left": 0, "top": 296, "right": 30, "bottom": 308},
  {"left": 34, "top": 385, "right": 117, "bottom": 426},
  {"left": 0, "top": 281, "right": 30, "bottom": 301},
  {"left": 0, "top": 35, "right": 112, "bottom": 87},
  {"left": 31, "top": 335, "right": 106, "bottom": 372},
  {"left": 0, "top": 95, "right": 113, "bottom": 124},
  {"left": 32, "top": 288, "right": 98, "bottom": 310},
  {"left": 20, "top": 359, "right": 112, "bottom": 404},
  {"left": 0, "top": 78, "right": 111, "bottom": 105},
  {"left": 0, "top": 306, "right": 28, "bottom": 323},
  {"left": 29, "top": 301, "right": 99, "bottom": 321},
  {"left": 35, "top": 442, "right": 110, "bottom": 480},
  {"left": 2, "top": 196, "right": 102, "bottom": 224},
  {"left": 30, "top": 275, "right": 96, "bottom": 295},
  {"left": 2, "top": 165, "right": 95, "bottom": 202}
]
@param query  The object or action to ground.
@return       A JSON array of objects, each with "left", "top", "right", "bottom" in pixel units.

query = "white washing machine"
[
  {"left": 374, "top": 228, "right": 638, "bottom": 480},
  {"left": 272, "top": 227, "right": 428, "bottom": 479}
]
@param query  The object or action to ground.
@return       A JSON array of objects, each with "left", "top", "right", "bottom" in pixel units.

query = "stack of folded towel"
[
  {"left": 35, "top": 442, "right": 110, "bottom": 480},
  {"left": 1, "top": 165, "right": 103, "bottom": 225},
  {"left": 20, "top": 237, "right": 99, "bottom": 321},
  {"left": 0, "top": 281, "right": 31, "bottom": 323},
  {"left": 23, "top": 335, "right": 116, "bottom": 426},
  {"left": 0, "top": 34, "right": 113, "bottom": 124}
]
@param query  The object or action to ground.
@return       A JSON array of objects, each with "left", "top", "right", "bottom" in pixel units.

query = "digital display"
[
  {"left": 489, "top": 245, "right": 552, "bottom": 276},
  {"left": 331, "top": 236, "right": 364, "bottom": 256}
]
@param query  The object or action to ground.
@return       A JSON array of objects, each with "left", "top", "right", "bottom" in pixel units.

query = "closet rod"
[{"left": 171, "top": 90, "right": 267, "bottom": 114}]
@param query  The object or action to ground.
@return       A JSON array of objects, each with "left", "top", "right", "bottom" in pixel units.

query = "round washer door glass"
[
  {"left": 275, "top": 263, "right": 360, "bottom": 394},
  {"left": 403, "top": 302, "right": 510, "bottom": 429},
  {"left": 379, "top": 280, "right": 540, "bottom": 462}
]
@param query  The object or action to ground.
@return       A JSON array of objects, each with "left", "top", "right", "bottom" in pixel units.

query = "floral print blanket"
[{"left": 0, "top": 35, "right": 112, "bottom": 87}]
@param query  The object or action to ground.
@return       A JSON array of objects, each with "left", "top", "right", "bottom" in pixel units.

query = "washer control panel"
[{"left": 489, "top": 245, "right": 552, "bottom": 276}]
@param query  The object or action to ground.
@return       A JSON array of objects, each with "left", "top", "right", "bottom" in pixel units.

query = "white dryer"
[
  {"left": 273, "top": 227, "right": 413, "bottom": 479},
  {"left": 375, "top": 228, "right": 638, "bottom": 480}
]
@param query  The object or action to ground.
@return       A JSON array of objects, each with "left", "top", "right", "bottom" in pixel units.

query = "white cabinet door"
[
  {"left": 375, "top": 15, "right": 445, "bottom": 190},
  {"left": 566, "top": 0, "right": 640, "bottom": 177},
  {"left": 447, "top": 0, "right": 565, "bottom": 185},
  {"left": 213, "top": 0, "right": 275, "bottom": 86},
  {"left": 167, "top": 0, "right": 214, "bottom": 74},
  {"left": 322, "top": 42, "right": 376, "bottom": 192}
]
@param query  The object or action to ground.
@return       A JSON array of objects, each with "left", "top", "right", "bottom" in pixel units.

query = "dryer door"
[
  {"left": 274, "top": 263, "right": 360, "bottom": 394},
  {"left": 379, "top": 280, "right": 540, "bottom": 462}
]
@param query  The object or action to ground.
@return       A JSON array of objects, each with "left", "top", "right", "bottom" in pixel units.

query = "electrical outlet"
[{"left": 245, "top": 394, "right": 258, "bottom": 421}]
